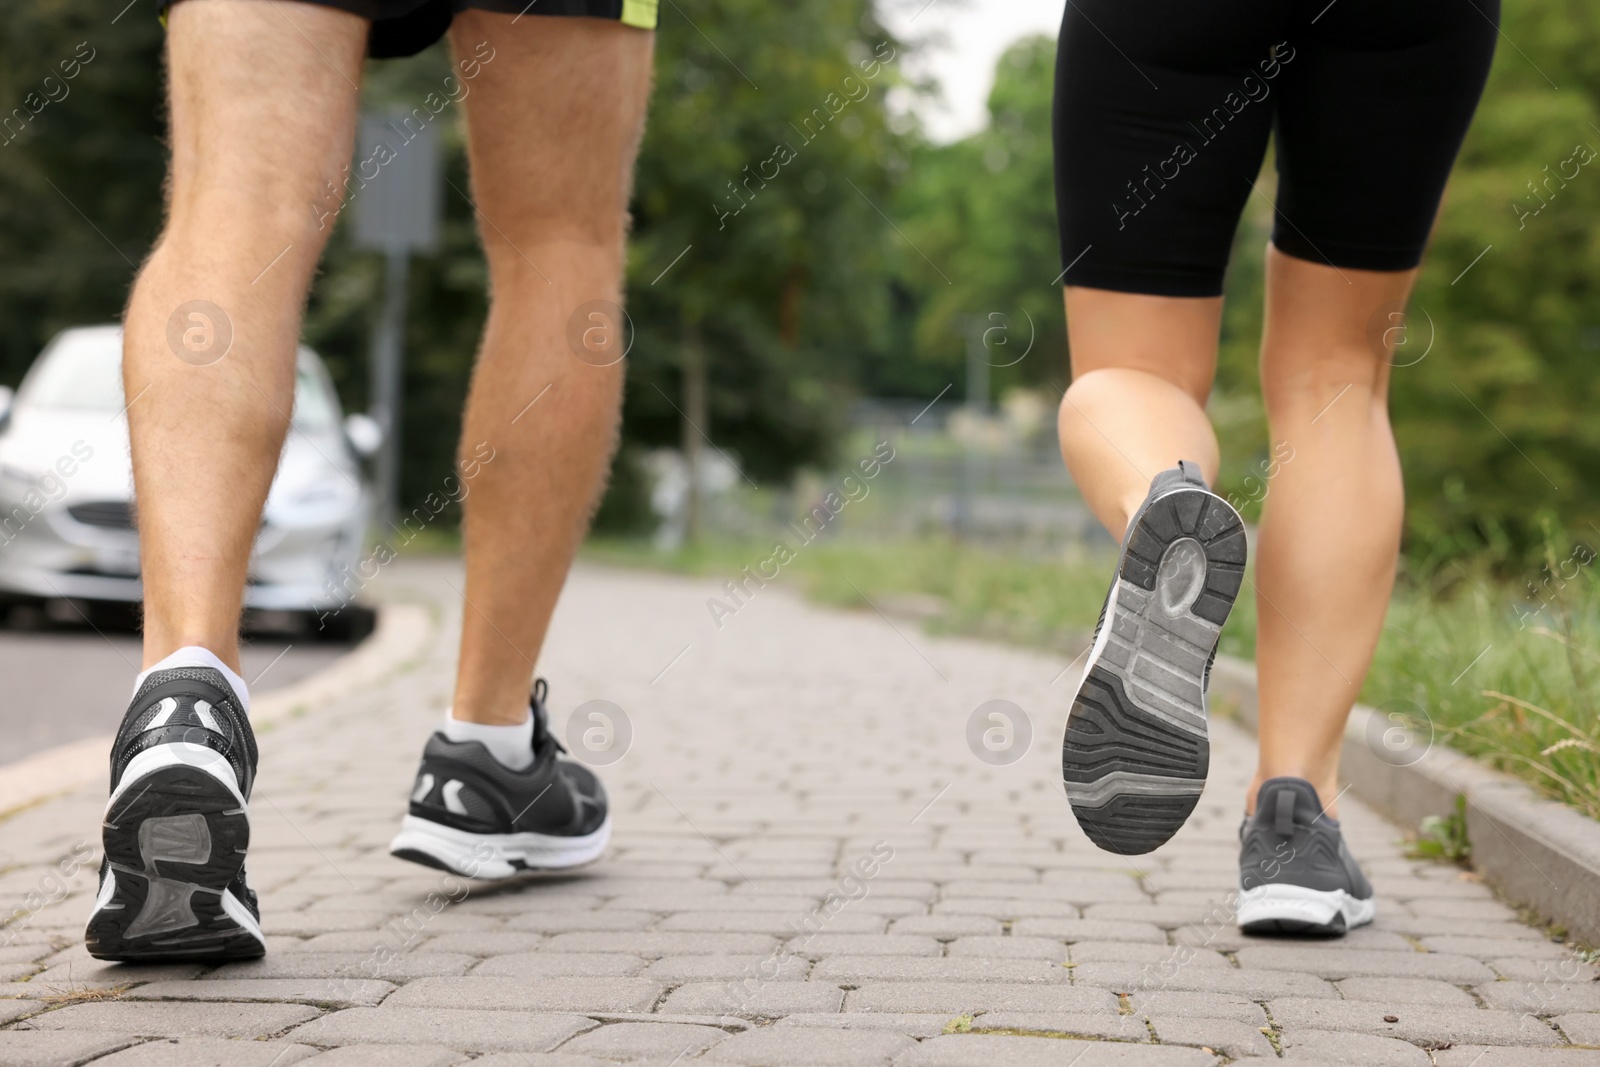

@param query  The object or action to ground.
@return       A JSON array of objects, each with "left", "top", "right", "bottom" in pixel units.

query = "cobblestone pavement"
[{"left": 1, "top": 558, "right": 1597, "bottom": 1066}]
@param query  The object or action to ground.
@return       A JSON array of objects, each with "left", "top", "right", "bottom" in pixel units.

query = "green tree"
[{"left": 894, "top": 34, "right": 1065, "bottom": 402}]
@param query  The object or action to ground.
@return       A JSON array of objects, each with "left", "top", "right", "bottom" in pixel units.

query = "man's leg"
[
  {"left": 447, "top": 12, "right": 653, "bottom": 725},
  {"left": 387, "top": 11, "right": 650, "bottom": 879},
  {"left": 1250, "top": 247, "right": 1412, "bottom": 814},
  {"left": 90, "top": 0, "right": 365, "bottom": 962},
  {"left": 125, "top": 0, "right": 365, "bottom": 671}
]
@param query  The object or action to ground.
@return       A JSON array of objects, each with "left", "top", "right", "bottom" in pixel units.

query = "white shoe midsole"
[
  {"left": 390, "top": 814, "right": 611, "bottom": 879},
  {"left": 107, "top": 743, "right": 247, "bottom": 813},
  {"left": 1237, "top": 882, "right": 1376, "bottom": 929}
]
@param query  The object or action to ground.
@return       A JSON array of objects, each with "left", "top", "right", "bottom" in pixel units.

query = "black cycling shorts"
[
  {"left": 1053, "top": 0, "right": 1498, "bottom": 296},
  {"left": 267, "top": 0, "right": 657, "bottom": 59}
]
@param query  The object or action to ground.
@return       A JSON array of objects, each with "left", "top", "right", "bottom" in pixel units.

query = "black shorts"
[
  {"left": 312, "top": 0, "right": 657, "bottom": 59},
  {"left": 1053, "top": 0, "right": 1498, "bottom": 296}
]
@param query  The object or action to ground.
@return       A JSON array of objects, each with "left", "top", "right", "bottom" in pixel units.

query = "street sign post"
[{"left": 351, "top": 111, "right": 442, "bottom": 527}]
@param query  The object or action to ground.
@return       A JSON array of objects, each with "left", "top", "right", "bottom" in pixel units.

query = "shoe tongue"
[{"left": 529, "top": 691, "right": 564, "bottom": 759}]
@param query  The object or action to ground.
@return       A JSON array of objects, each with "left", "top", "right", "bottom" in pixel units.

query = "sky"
[{"left": 878, "top": 0, "right": 1065, "bottom": 144}]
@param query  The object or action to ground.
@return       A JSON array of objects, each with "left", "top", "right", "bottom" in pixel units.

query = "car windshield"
[{"left": 21, "top": 334, "right": 339, "bottom": 430}]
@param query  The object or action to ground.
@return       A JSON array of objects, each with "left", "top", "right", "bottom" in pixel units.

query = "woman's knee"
[{"left": 1261, "top": 341, "right": 1390, "bottom": 416}]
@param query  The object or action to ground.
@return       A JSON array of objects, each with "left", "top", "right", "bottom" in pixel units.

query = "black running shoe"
[
  {"left": 1237, "top": 777, "right": 1375, "bottom": 935},
  {"left": 87, "top": 666, "right": 264, "bottom": 961},
  {"left": 1062, "top": 461, "right": 1246, "bottom": 855},
  {"left": 390, "top": 680, "right": 610, "bottom": 879}
]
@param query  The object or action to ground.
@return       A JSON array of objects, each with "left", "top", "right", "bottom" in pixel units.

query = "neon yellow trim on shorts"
[{"left": 621, "top": 0, "right": 658, "bottom": 29}]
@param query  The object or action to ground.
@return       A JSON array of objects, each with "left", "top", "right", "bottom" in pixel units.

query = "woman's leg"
[
  {"left": 1056, "top": 287, "right": 1224, "bottom": 537},
  {"left": 1249, "top": 246, "right": 1416, "bottom": 814}
]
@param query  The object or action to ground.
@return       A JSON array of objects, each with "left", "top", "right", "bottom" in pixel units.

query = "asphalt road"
[{"left": 0, "top": 627, "right": 348, "bottom": 767}]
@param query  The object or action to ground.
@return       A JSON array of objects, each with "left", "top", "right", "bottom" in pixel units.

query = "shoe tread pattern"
[{"left": 1063, "top": 486, "right": 1244, "bottom": 855}]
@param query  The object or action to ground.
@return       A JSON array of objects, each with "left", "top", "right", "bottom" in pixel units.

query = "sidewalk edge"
[
  {"left": 0, "top": 602, "right": 434, "bottom": 822},
  {"left": 1209, "top": 653, "right": 1600, "bottom": 946}
]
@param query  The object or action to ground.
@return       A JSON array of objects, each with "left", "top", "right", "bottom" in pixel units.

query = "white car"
[{"left": 0, "top": 325, "right": 379, "bottom": 628}]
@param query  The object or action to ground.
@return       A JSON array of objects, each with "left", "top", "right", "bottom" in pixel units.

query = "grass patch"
[
  {"left": 586, "top": 531, "right": 1600, "bottom": 820},
  {"left": 1364, "top": 546, "right": 1600, "bottom": 820}
]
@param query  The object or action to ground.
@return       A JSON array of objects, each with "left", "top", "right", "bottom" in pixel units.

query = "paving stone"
[
  {"left": 657, "top": 981, "right": 843, "bottom": 1015},
  {"left": 1280, "top": 1028, "right": 1432, "bottom": 1065},
  {"left": 471, "top": 953, "right": 647, "bottom": 977},
  {"left": 23, "top": 1001, "right": 320, "bottom": 1039},
  {"left": 1178, "top": 926, "right": 1414, "bottom": 953},
  {"left": 658, "top": 911, "right": 885, "bottom": 935},
  {"left": 540, "top": 932, "right": 776, "bottom": 957},
  {"left": 1334, "top": 977, "right": 1477, "bottom": 1007},
  {"left": 642, "top": 955, "right": 809, "bottom": 982},
  {"left": 1557, "top": 1014, "right": 1600, "bottom": 1044},
  {"left": 290, "top": 932, "right": 435, "bottom": 954},
  {"left": 294, "top": 1044, "right": 465, "bottom": 1066},
  {"left": 1488, "top": 957, "right": 1600, "bottom": 983},
  {"left": 1421, "top": 936, "right": 1568, "bottom": 959},
  {"left": 285, "top": 1007, "right": 594, "bottom": 1054},
  {"left": 1375, "top": 917, "right": 1544, "bottom": 940},
  {"left": 1476, "top": 980, "right": 1600, "bottom": 1013},
  {"left": 559, "top": 1021, "right": 727, "bottom": 1059},
  {"left": 0, "top": 999, "right": 44, "bottom": 1024},
  {"left": 1069, "top": 942, "right": 1229, "bottom": 968},
  {"left": 464, "top": 1050, "right": 614, "bottom": 1066},
  {"left": 968, "top": 1011, "right": 1148, "bottom": 1041},
  {"left": 887, "top": 916, "right": 1003, "bottom": 938},
  {"left": 1234, "top": 946, "right": 1495, "bottom": 983},
  {"left": 811, "top": 956, "right": 1067, "bottom": 983},
  {"left": 0, "top": 1030, "right": 142, "bottom": 1067},
  {"left": 773, "top": 1012, "right": 952, "bottom": 1037},
  {"left": 1126, "top": 991, "right": 1267, "bottom": 1026},
  {"left": 1081, "top": 904, "right": 1227, "bottom": 927},
  {"left": 1433, "top": 1048, "right": 1600, "bottom": 1066},
  {"left": 901, "top": 1034, "right": 1216, "bottom": 1066},
  {"left": 1414, "top": 900, "right": 1523, "bottom": 921},
  {"left": 381, "top": 976, "right": 660, "bottom": 1013},
  {"left": 844, "top": 982, "right": 1117, "bottom": 1014},
  {"left": 933, "top": 899, "right": 1083, "bottom": 920},
  {"left": 503, "top": 910, "right": 657, "bottom": 934},
  {"left": 27, "top": 963, "right": 206, "bottom": 990},
  {"left": 1148, "top": 1016, "right": 1276, "bottom": 1058},
  {"left": 121, "top": 978, "right": 395, "bottom": 1008},
  {"left": 1268, "top": 996, "right": 1561, "bottom": 1046},
  {"left": 1010, "top": 919, "right": 1165, "bottom": 944},
  {"left": 415, "top": 933, "right": 548, "bottom": 956},
  {"left": 205, "top": 953, "right": 476, "bottom": 981},
  {"left": 703, "top": 1026, "right": 914, "bottom": 1065},
  {"left": 946, "top": 937, "right": 1066, "bottom": 961},
  {"left": 83, "top": 1037, "right": 319, "bottom": 1065},
  {"left": 787, "top": 934, "right": 942, "bottom": 958},
  {"left": 1071, "top": 961, "right": 1336, "bottom": 999}
]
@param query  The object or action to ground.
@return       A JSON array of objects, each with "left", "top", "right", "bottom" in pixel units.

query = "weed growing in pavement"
[{"left": 1409, "top": 794, "right": 1472, "bottom": 864}]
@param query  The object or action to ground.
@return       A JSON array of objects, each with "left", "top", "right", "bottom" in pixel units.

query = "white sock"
[
  {"left": 133, "top": 645, "right": 250, "bottom": 714},
  {"left": 441, "top": 708, "right": 534, "bottom": 771}
]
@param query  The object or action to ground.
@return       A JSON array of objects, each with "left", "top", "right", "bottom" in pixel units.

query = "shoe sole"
[
  {"left": 87, "top": 744, "right": 264, "bottom": 962},
  {"left": 390, "top": 814, "right": 612, "bottom": 880},
  {"left": 1063, "top": 484, "right": 1245, "bottom": 855},
  {"left": 1237, "top": 882, "right": 1377, "bottom": 936}
]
